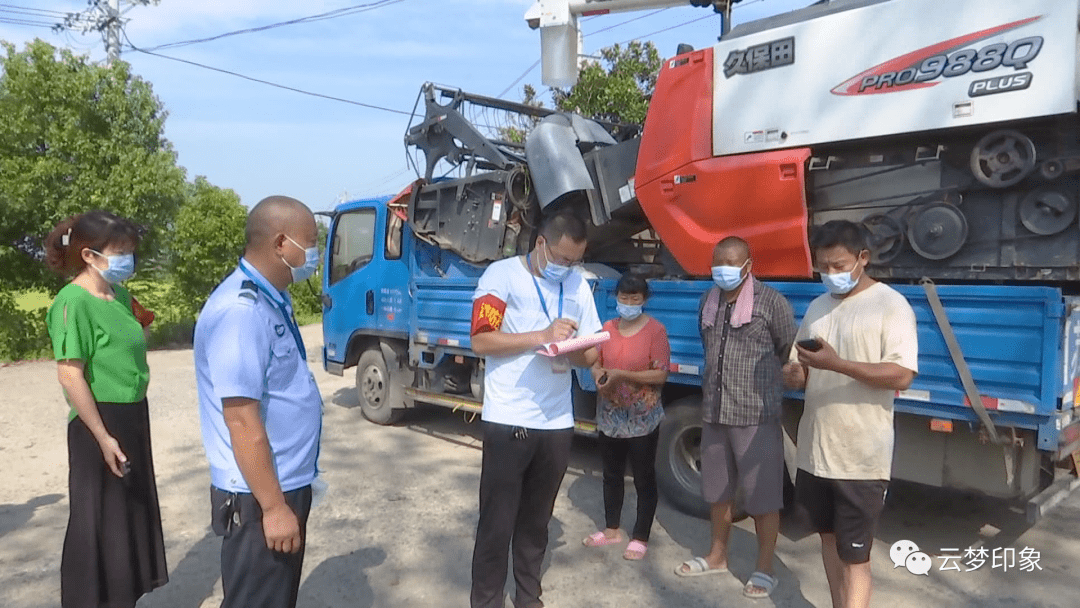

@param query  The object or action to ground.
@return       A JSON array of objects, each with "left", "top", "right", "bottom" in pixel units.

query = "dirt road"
[{"left": 2, "top": 324, "right": 1077, "bottom": 607}]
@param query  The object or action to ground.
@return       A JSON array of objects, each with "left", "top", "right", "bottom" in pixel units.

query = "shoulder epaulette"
[{"left": 238, "top": 279, "right": 258, "bottom": 302}]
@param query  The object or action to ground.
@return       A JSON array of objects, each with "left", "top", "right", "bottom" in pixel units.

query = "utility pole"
[
  {"left": 526, "top": 0, "right": 742, "bottom": 87},
  {"left": 54, "top": 0, "right": 160, "bottom": 64},
  {"left": 105, "top": 0, "right": 120, "bottom": 63},
  {"left": 715, "top": 0, "right": 736, "bottom": 36}
]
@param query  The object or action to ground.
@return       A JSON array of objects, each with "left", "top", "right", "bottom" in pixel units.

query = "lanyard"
[
  {"left": 526, "top": 253, "right": 563, "bottom": 322},
  {"left": 239, "top": 264, "right": 307, "bottom": 361}
]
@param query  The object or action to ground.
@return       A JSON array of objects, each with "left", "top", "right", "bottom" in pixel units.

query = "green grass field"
[{"left": 3, "top": 281, "right": 320, "bottom": 361}]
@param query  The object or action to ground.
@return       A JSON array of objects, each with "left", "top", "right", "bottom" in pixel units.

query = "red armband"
[
  {"left": 131, "top": 296, "right": 155, "bottom": 328},
  {"left": 471, "top": 294, "right": 506, "bottom": 336}
]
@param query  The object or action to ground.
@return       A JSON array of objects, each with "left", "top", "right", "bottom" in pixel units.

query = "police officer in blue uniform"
[{"left": 194, "top": 195, "right": 323, "bottom": 608}]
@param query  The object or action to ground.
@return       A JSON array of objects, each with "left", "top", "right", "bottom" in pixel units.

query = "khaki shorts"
[{"left": 700, "top": 420, "right": 785, "bottom": 515}]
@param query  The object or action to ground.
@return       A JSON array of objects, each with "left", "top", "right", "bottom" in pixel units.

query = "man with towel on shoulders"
[{"left": 674, "top": 236, "right": 797, "bottom": 600}]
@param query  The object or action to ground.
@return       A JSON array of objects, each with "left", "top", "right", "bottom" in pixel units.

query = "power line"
[
  {"left": 123, "top": 33, "right": 411, "bottom": 116},
  {"left": 62, "top": 28, "right": 99, "bottom": 51},
  {"left": 0, "top": 17, "right": 53, "bottom": 27},
  {"left": 601, "top": 0, "right": 770, "bottom": 46},
  {"left": 138, "top": 0, "right": 404, "bottom": 53},
  {"left": 615, "top": 12, "right": 720, "bottom": 45},
  {"left": 288, "top": 0, "right": 402, "bottom": 24},
  {"left": 586, "top": 7, "right": 669, "bottom": 36},
  {"left": 0, "top": 3, "right": 68, "bottom": 17},
  {"left": 356, "top": 165, "right": 412, "bottom": 198},
  {"left": 0, "top": 7, "right": 64, "bottom": 19},
  {"left": 497, "top": 58, "right": 541, "bottom": 99}
]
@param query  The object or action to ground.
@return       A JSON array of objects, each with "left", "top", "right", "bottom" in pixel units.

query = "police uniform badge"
[
  {"left": 238, "top": 280, "right": 258, "bottom": 303},
  {"left": 275, "top": 324, "right": 286, "bottom": 337}
]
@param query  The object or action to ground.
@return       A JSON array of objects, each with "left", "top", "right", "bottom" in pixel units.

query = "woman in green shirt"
[{"left": 45, "top": 211, "right": 167, "bottom": 608}]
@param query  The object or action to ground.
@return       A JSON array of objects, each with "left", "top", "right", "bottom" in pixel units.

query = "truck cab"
[{"left": 322, "top": 191, "right": 411, "bottom": 418}]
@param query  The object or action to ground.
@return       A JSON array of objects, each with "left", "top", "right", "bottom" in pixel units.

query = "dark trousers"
[
  {"left": 210, "top": 485, "right": 313, "bottom": 608},
  {"left": 471, "top": 422, "right": 574, "bottom": 608},
  {"left": 599, "top": 429, "right": 660, "bottom": 542}
]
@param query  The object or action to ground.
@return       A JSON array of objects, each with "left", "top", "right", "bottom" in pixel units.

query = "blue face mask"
[
  {"left": 540, "top": 242, "right": 573, "bottom": 284},
  {"left": 89, "top": 250, "right": 135, "bottom": 284},
  {"left": 821, "top": 261, "right": 864, "bottom": 295},
  {"left": 282, "top": 235, "right": 320, "bottom": 283},
  {"left": 711, "top": 260, "right": 748, "bottom": 291},
  {"left": 616, "top": 302, "right": 643, "bottom": 320}
]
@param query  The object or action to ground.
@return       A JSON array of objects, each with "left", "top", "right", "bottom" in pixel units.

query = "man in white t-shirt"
[
  {"left": 783, "top": 220, "right": 918, "bottom": 608},
  {"left": 469, "top": 212, "right": 603, "bottom": 608}
]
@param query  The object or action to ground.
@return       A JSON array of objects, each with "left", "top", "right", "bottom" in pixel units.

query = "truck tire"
[
  {"left": 656, "top": 397, "right": 748, "bottom": 521},
  {"left": 657, "top": 398, "right": 710, "bottom": 519},
  {"left": 356, "top": 349, "right": 402, "bottom": 425}
]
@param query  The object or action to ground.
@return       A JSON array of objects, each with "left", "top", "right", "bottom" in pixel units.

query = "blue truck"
[
  {"left": 320, "top": 71, "right": 1080, "bottom": 519},
  {"left": 320, "top": 185, "right": 1080, "bottom": 520}
]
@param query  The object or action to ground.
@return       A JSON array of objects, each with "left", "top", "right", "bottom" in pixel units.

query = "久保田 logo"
[{"left": 831, "top": 17, "right": 1043, "bottom": 96}]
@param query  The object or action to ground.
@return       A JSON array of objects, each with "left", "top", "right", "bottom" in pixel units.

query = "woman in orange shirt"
[{"left": 583, "top": 274, "right": 670, "bottom": 560}]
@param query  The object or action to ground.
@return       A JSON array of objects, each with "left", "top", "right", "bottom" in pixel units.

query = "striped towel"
[
  {"left": 702, "top": 277, "right": 755, "bottom": 329},
  {"left": 731, "top": 276, "right": 754, "bottom": 327}
]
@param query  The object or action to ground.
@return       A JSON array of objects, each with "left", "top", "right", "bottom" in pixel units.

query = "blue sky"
[{"left": 1, "top": 0, "right": 811, "bottom": 211}]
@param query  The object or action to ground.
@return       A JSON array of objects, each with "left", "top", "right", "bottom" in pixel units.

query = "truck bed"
[{"left": 412, "top": 273, "right": 1069, "bottom": 448}]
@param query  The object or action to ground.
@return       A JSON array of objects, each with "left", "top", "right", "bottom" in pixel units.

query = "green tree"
[
  {"left": 165, "top": 176, "right": 247, "bottom": 317},
  {"left": 164, "top": 185, "right": 327, "bottom": 324},
  {"left": 500, "top": 84, "right": 545, "bottom": 144},
  {"left": 552, "top": 40, "right": 661, "bottom": 125},
  {"left": 287, "top": 220, "right": 328, "bottom": 323},
  {"left": 0, "top": 39, "right": 186, "bottom": 293},
  {"left": 0, "top": 39, "right": 189, "bottom": 359}
]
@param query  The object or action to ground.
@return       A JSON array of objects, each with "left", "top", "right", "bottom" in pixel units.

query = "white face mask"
[
  {"left": 821, "top": 258, "right": 865, "bottom": 295},
  {"left": 282, "top": 235, "right": 319, "bottom": 283},
  {"left": 616, "top": 302, "right": 643, "bottom": 320},
  {"left": 711, "top": 259, "right": 749, "bottom": 291},
  {"left": 539, "top": 241, "right": 573, "bottom": 283},
  {"left": 89, "top": 250, "right": 135, "bottom": 284}
]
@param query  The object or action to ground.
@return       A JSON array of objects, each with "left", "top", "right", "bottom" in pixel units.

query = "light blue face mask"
[
  {"left": 821, "top": 261, "right": 864, "bottom": 295},
  {"left": 282, "top": 235, "right": 320, "bottom": 283},
  {"left": 89, "top": 250, "right": 135, "bottom": 284},
  {"left": 540, "top": 242, "right": 573, "bottom": 284},
  {"left": 616, "top": 302, "right": 643, "bottom": 320},
  {"left": 711, "top": 259, "right": 749, "bottom": 291}
]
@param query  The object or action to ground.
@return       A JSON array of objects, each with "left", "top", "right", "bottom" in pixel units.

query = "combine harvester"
[{"left": 320, "top": 0, "right": 1080, "bottom": 519}]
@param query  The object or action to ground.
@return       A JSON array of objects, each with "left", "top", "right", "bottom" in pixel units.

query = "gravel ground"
[{"left": 2, "top": 323, "right": 1078, "bottom": 608}]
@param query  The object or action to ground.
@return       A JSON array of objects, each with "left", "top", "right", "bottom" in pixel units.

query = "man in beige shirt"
[{"left": 783, "top": 220, "right": 918, "bottom": 608}]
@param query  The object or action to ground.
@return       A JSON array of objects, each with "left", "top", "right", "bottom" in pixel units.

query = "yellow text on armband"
[{"left": 477, "top": 302, "right": 504, "bottom": 331}]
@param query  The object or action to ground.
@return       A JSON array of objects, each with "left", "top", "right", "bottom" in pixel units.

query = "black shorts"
[{"left": 795, "top": 470, "right": 888, "bottom": 564}]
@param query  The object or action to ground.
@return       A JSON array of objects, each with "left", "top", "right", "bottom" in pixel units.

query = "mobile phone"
[
  {"left": 797, "top": 338, "right": 823, "bottom": 352},
  {"left": 120, "top": 460, "right": 131, "bottom": 477}
]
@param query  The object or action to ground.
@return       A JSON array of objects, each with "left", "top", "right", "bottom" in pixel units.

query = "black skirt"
[{"left": 62, "top": 399, "right": 168, "bottom": 608}]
